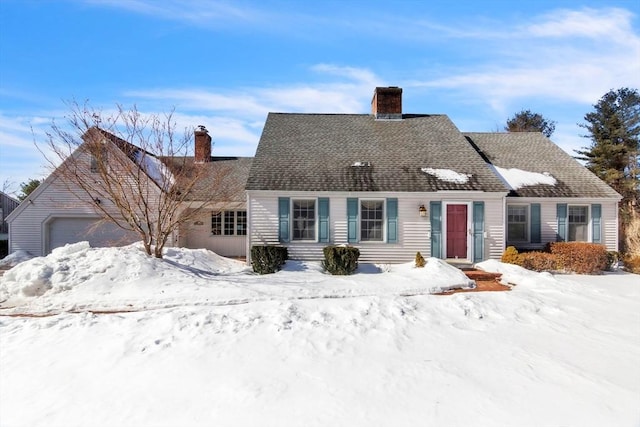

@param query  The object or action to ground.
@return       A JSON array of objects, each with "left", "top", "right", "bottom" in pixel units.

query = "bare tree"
[{"left": 39, "top": 102, "right": 232, "bottom": 258}]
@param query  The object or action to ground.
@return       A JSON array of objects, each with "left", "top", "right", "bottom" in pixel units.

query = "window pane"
[
  {"left": 508, "top": 224, "right": 527, "bottom": 241},
  {"left": 236, "top": 211, "right": 247, "bottom": 236},
  {"left": 507, "top": 206, "right": 528, "bottom": 241},
  {"left": 568, "top": 206, "right": 588, "bottom": 242},
  {"left": 361, "top": 200, "right": 383, "bottom": 241},
  {"left": 293, "top": 200, "right": 316, "bottom": 240},
  {"left": 211, "top": 212, "right": 222, "bottom": 235},
  {"left": 224, "top": 211, "right": 235, "bottom": 235}
]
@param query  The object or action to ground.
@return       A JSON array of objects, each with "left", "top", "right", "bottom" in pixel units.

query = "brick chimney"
[
  {"left": 194, "top": 125, "right": 211, "bottom": 163},
  {"left": 371, "top": 87, "right": 402, "bottom": 120}
]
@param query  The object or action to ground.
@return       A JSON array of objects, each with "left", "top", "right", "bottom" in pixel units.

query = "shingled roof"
[
  {"left": 464, "top": 132, "right": 620, "bottom": 198},
  {"left": 247, "top": 113, "right": 508, "bottom": 193},
  {"left": 161, "top": 156, "right": 252, "bottom": 204},
  {"left": 88, "top": 127, "right": 251, "bottom": 205}
]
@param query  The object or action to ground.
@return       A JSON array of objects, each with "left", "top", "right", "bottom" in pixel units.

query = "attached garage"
[{"left": 46, "top": 216, "right": 138, "bottom": 254}]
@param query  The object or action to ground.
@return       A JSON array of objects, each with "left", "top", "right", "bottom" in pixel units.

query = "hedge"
[
  {"left": 322, "top": 245, "right": 360, "bottom": 275},
  {"left": 549, "top": 242, "right": 608, "bottom": 274},
  {"left": 251, "top": 245, "right": 288, "bottom": 274}
]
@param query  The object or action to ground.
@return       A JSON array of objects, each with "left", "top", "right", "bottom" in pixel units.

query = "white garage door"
[{"left": 47, "top": 217, "right": 137, "bottom": 253}]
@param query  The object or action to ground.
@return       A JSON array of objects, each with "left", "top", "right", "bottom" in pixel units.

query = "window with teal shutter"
[
  {"left": 430, "top": 201, "right": 442, "bottom": 258},
  {"left": 591, "top": 204, "right": 601, "bottom": 243},
  {"left": 556, "top": 203, "right": 567, "bottom": 242},
  {"left": 530, "top": 203, "right": 541, "bottom": 243},
  {"left": 473, "top": 202, "right": 484, "bottom": 262},
  {"left": 387, "top": 198, "right": 398, "bottom": 243},
  {"left": 318, "top": 198, "right": 329, "bottom": 243},
  {"left": 347, "top": 198, "right": 358, "bottom": 243},
  {"left": 278, "top": 197, "right": 290, "bottom": 243}
]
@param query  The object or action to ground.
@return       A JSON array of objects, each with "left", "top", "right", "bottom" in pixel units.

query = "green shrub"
[
  {"left": 322, "top": 245, "right": 360, "bottom": 275},
  {"left": 519, "top": 251, "right": 560, "bottom": 272},
  {"left": 415, "top": 251, "right": 426, "bottom": 268},
  {"left": 251, "top": 245, "right": 288, "bottom": 274},
  {"left": 549, "top": 242, "right": 608, "bottom": 274},
  {"left": 501, "top": 246, "right": 522, "bottom": 266}
]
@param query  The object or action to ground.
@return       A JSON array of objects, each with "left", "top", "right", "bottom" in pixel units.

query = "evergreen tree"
[
  {"left": 576, "top": 88, "right": 640, "bottom": 209},
  {"left": 18, "top": 178, "right": 41, "bottom": 201},
  {"left": 505, "top": 109, "right": 556, "bottom": 137},
  {"left": 576, "top": 88, "right": 640, "bottom": 253}
]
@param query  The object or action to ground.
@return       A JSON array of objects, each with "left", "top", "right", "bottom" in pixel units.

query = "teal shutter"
[
  {"left": 347, "top": 198, "right": 358, "bottom": 243},
  {"left": 318, "top": 198, "right": 330, "bottom": 243},
  {"left": 473, "top": 202, "right": 485, "bottom": 262},
  {"left": 592, "top": 204, "right": 601, "bottom": 243},
  {"left": 530, "top": 203, "right": 541, "bottom": 243},
  {"left": 278, "top": 197, "right": 290, "bottom": 243},
  {"left": 387, "top": 198, "right": 398, "bottom": 243},
  {"left": 557, "top": 203, "right": 567, "bottom": 242},
  {"left": 430, "top": 201, "right": 442, "bottom": 258}
]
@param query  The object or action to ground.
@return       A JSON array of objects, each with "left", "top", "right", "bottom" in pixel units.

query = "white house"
[
  {"left": 7, "top": 87, "right": 620, "bottom": 263},
  {"left": 7, "top": 127, "right": 251, "bottom": 258},
  {"left": 245, "top": 87, "right": 621, "bottom": 264}
]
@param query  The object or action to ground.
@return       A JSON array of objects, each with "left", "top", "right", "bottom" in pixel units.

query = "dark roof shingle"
[
  {"left": 464, "top": 132, "right": 620, "bottom": 198},
  {"left": 247, "top": 113, "right": 508, "bottom": 192}
]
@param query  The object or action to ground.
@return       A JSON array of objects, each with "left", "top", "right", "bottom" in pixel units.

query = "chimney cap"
[{"left": 196, "top": 125, "right": 208, "bottom": 133}]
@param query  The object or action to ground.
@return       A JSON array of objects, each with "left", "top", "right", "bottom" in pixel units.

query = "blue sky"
[{"left": 1, "top": 0, "right": 639, "bottom": 195}]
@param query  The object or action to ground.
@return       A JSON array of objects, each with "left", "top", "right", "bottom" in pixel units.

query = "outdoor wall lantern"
[{"left": 419, "top": 204, "right": 427, "bottom": 217}]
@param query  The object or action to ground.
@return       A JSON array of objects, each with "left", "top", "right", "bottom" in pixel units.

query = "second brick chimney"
[
  {"left": 371, "top": 87, "right": 403, "bottom": 120},
  {"left": 194, "top": 125, "right": 212, "bottom": 163}
]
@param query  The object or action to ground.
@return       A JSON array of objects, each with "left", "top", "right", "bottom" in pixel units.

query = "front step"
[{"left": 462, "top": 269, "right": 503, "bottom": 282}]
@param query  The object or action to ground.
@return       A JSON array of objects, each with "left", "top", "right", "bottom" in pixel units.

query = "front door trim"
[{"left": 442, "top": 201, "right": 473, "bottom": 261}]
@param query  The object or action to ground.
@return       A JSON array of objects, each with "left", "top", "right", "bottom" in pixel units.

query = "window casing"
[
  {"left": 507, "top": 205, "right": 528, "bottom": 242},
  {"left": 292, "top": 200, "right": 316, "bottom": 240},
  {"left": 360, "top": 200, "right": 384, "bottom": 242},
  {"left": 211, "top": 211, "right": 247, "bottom": 236},
  {"left": 568, "top": 206, "right": 588, "bottom": 242}
]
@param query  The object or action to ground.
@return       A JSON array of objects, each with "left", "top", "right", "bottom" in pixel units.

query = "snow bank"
[
  {"left": 0, "top": 244, "right": 473, "bottom": 314},
  {"left": 0, "top": 250, "right": 33, "bottom": 268},
  {"left": 1, "top": 245, "right": 639, "bottom": 427}
]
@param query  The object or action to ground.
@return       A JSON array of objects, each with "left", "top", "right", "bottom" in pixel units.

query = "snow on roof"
[
  {"left": 421, "top": 167, "right": 471, "bottom": 184},
  {"left": 491, "top": 165, "right": 556, "bottom": 190},
  {"left": 134, "top": 151, "right": 175, "bottom": 189}
]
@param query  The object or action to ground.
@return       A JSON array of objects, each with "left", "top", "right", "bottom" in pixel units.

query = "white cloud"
[{"left": 410, "top": 7, "right": 640, "bottom": 114}]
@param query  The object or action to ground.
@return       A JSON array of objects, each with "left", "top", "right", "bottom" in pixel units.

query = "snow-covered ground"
[{"left": 1, "top": 242, "right": 639, "bottom": 427}]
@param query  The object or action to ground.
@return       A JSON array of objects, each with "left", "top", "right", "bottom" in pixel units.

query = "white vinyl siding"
[
  {"left": 511, "top": 198, "right": 619, "bottom": 252},
  {"left": 8, "top": 178, "right": 140, "bottom": 256},
  {"left": 248, "top": 191, "right": 506, "bottom": 263},
  {"left": 182, "top": 210, "right": 247, "bottom": 257}
]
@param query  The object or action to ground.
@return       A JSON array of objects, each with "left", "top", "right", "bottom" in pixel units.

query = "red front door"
[{"left": 446, "top": 204, "right": 467, "bottom": 258}]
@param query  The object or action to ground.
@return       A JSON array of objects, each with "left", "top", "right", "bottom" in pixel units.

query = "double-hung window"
[
  {"left": 507, "top": 205, "right": 528, "bottom": 242},
  {"left": 360, "top": 200, "right": 384, "bottom": 242},
  {"left": 568, "top": 206, "right": 588, "bottom": 241},
  {"left": 211, "top": 211, "right": 247, "bottom": 236},
  {"left": 292, "top": 200, "right": 316, "bottom": 240}
]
